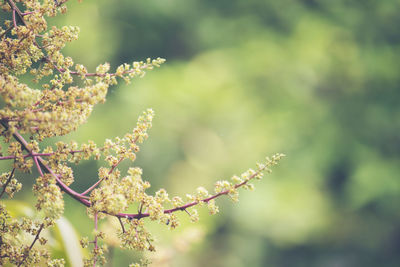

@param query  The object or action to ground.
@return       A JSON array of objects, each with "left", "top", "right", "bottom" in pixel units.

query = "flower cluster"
[{"left": 0, "top": 0, "right": 283, "bottom": 266}]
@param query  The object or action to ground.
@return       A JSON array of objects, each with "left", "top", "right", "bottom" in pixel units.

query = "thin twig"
[
  {"left": 118, "top": 217, "right": 125, "bottom": 233},
  {"left": 33, "top": 156, "right": 43, "bottom": 176},
  {"left": 93, "top": 212, "right": 98, "bottom": 267},
  {"left": 80, "top": 177, "right": 104, "bottom": 196},
  {"left": 21, "top": 11, "right": 34, "bottom": 16},
  {"left": 61, "top": 65, "right": 152, "bottom": 78},
  {"left": 0, "top": 168, "right": 15, "bottom": 198},
  {"left": 17, "top": 223, "right": 45, "bottom": 267},
  {"left": 118, "top": 164, "right": 269, "bottom": 220},
  {"left": 55, "top": 0, "right": 71, "bottom": 7},
  {"left": 138, "top": 202, "right": 143, "bottom": 215},
  {"left": 0, "top": 24, "right": 13, "bottom": 39},
  {"left": 184, "top": 209, "right": 191, "bottom": 216},
  {"left": 80, "top": 155, "right": 124, "bottom": 196}
]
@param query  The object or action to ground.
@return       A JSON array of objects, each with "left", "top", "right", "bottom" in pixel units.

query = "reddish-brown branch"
[
  {"left": 36, "top": 155, "right": 91, "bottom": 205},
  {"left": 117, "top": 166, "right": 266, "bottom": 220},
  {"left": 12, "top": 9, "right": 17, "bottom": 28},
  {"left": 21, "top": 11, "right": 34, "bottom": 16},
  {"left": 1, "top": 116, "right": 73, "bottom": 124},
  {"left": 33, "top": 156, "right": 43, "bottom": 176},
  {"left": 0, "top": 121, "right": 91, "bottom": 207},
  {"left": 109, "top": 157, "right": 124, "bottom": 175},
  {"left": 1, "top": 121, "right": 268, "bottom": 223},
  {"left": 80, "top": 177, "right": 104, "bottom": 196},
  {"left": 0, "top": 151, "right": 83, "bottom": 161}
]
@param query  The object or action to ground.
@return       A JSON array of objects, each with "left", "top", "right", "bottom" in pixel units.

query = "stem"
[
  {"left": 0, "top": 168, "right": 15, "bottom": 198},
  {"left": 109, "top": 157, "right": 124, "bottom": 175},
  {"left": 17, "top": 223, "right": 45, "bottom": 267},
  {"left": 80, "top": 156, "right": 124, "bottom": 196},
  {"left": 138, "top": 202, "right": 143, "bottom": 215},
  {"left": 80, "top": 177, "right": 104, "bottom": 196},
  {"left": 57, "top": 64, "right": 153, "bottom": 78},
  {"left": 0, "top": 25, "right": 13, "bottom": 39},
  {"left": 12, "top": 9, "right": 17, "bottom": 28},
  {"left": 21, "top": 11, "right": 34, "bottom": 16},
  {"left": 56, "top": 0, "right": 71, "bottom": 7},
  {"left": 33, "top": 156, "right": 44, "bottom": 177},
  {"left": 118, "top": 217, "right": 125, "bottom": 233},
  {"left": 93, "top": 212, "right": 98, "bottom": 267}
]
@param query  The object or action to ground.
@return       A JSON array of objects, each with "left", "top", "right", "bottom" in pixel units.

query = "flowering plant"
[{"left": 0, "top": 0, "right": 283, "bottom": 266}]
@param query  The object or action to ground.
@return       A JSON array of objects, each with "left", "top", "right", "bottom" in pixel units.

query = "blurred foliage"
[{"left": 5, "top": 0, "right": 400, "bottom": 266}]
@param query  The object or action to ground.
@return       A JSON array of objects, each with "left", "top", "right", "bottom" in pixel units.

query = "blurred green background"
[{"left": 5, "top": 0, "right": 400, "bottom": 266}]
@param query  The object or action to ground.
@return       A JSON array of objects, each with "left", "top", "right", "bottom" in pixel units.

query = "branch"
[
  {"left": 6, "top": 0, "right": 27, "bottom": 26},
  {"left": 0, "top": 151, "right": 83, "bottom": 161},
  {"left": 117, "top": 164, "right": 270, "bottom": 220},
  {"left": 58, "top": 63, "right": 154, "bottom": 78},
  {"left": 0, "top": 121, "right": 91, "bottom": 207},
  {"left": 1, "top": 120, "right": 281, "bottom": 224},
  {"left": 12, "top": 9, "right": 17, "bottom": 28},
  {"left": 0, "top": 0, "right": 27, "bottom": 38}
]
